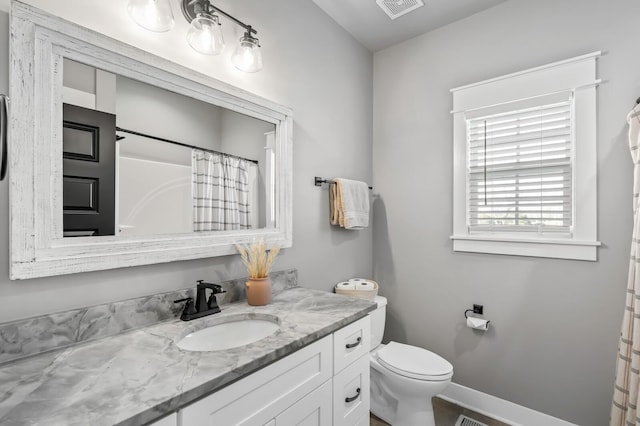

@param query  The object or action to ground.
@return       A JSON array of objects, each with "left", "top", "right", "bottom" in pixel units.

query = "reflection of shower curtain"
[
  {"left": 611, "top": 104, "right": 640, "bottom": 425},
  {"left": 192, "top": 149, "right": 253, "bottom": 231}
]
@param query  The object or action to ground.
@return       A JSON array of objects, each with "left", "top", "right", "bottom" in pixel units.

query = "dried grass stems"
[{"left": 236, "top": 238, "right": 281, "bottom": 279}]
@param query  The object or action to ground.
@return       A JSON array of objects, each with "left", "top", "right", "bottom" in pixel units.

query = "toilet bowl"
[{"left": 369, "top": 296, "right": 453, "bottom": 426}]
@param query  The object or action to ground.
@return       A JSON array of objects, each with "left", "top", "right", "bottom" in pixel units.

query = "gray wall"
[
  {"left": 0, "top": 0, "right": 373, "bottom": 322},
  {"left": 372, "top": 0, "right": 637, "bottom": 424}
]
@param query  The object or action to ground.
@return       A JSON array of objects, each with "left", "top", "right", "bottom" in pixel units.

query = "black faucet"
[{"left": 174, "top": 280, "right": 226, "bottom": 321}]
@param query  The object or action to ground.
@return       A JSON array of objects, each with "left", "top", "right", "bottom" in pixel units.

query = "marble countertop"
[{"left": 0, "top": 288, "right": 376, "bottom": 426}]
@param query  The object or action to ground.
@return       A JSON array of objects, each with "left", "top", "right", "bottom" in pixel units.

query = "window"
[
  {"left": 451, "top": 52, "right": 601, "bottom": 261},
  {"left": 467, "top": 97, "right": 573, "bottom": 234}
]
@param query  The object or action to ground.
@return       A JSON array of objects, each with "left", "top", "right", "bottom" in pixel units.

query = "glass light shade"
[
  {"left": 231, "top": 35, "right": 263, "bottom": 73},
  {"left": 187, "top": 14, "right": 225, "bottom": 55},
  {"left": 127, "top": 0, "right": 174, "bottom": 32}
]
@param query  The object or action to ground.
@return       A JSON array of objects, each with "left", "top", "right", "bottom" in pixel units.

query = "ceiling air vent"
[{"left": 376, "top": 0, "right": 424, "bottom": 20}]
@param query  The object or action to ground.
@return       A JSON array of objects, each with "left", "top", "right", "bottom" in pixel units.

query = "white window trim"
[{"left": 450, "top": 52, "right": 602, "bottom": 261}]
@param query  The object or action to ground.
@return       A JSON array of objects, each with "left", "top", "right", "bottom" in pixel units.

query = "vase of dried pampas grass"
[
  {"left": 244, "top": 277, "right": 271, "bottom": 306},
  {"left": 236, "top": 238, "right": 280, "bottom": 306}
]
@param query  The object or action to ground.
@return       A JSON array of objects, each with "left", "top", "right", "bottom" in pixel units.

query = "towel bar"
[{"left": 314, "top": 176, "right": 372, "bottom": 190}]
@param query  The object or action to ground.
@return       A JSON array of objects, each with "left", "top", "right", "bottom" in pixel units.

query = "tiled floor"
[{"left": 370, "top": 396, "right": 511, "bottom": 426}]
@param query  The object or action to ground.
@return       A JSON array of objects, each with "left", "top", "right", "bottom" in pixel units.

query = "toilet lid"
[{"left": 377, "top": 341, "right": 453, "bottom": 381}]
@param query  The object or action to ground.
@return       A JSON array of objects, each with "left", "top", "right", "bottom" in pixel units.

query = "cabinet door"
[
  {"left": 333, "top": 354, "right": 370, "bottom": 426},
  {"left": 275, "top": 380, "right": 332, "bottom": 426}
]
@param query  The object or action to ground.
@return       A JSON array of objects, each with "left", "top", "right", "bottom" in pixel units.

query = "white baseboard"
[{"left": 439, "top": 382, "right": 577, "bottom": 426}]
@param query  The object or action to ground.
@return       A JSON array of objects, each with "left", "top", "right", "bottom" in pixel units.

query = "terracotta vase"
[{"left": 245, "top": 277, "right": 271, "bottom": 306}]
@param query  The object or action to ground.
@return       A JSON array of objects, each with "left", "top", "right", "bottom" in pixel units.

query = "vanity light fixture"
[
  {"left": 127, "top": 0, "right": 175, "bottom": 32},
  {"left": 185, "top": 0, "right": 225, "bottom": 55},
  {"left": 231, "top": 27, "right": 263, "bottom": 73},
  {"left": 128, "top": 0, "right": 263, "bottom": 72}
]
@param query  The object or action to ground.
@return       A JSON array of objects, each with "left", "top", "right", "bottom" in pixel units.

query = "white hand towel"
[
  {"left": 335, "top": 178, "right": 370, "bottom": 230},
  {"left": 329, "top": 182, "right": 343, "bottom": 226}
]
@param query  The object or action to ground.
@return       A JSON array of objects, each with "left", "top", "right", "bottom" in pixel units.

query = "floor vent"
[
  {"left": 455, "top": 414, "right": 489, "bottom": 426},
  {"left": 375, "top": 0, "right": 424, "bottom": 20}
]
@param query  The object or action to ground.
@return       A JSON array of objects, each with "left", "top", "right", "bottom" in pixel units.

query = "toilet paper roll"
[
  {"left": 335, "top": 281, "right": 356, "bottom": 290},
  {"left": 467, "top": 317, "right": 490, "bottom": 331},
  {"left": 349, "top": 278, "right": 376, "bottom": 291}
]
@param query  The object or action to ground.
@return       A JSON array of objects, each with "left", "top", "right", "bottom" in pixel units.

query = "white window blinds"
[{"left": 466, "top": 98, "right": 573, "bottom": 234}]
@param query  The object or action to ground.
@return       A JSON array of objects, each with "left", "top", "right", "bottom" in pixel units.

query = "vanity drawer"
[
  {"left": 332, "top": 353, "right": 370, "bottom": 426},
  {"left": 179, "top": 335, "right": 332, "bottom": 426},
  {"left": 275, "top": 379, "right": 332, "bottom": 425},
  {"left": 333, "top": 316, "right": 370, "bottom": 374}
]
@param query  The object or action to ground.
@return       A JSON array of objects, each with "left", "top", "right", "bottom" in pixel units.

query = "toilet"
[{"left": 369, "top": 296, "right": 453, "bottom": 426}]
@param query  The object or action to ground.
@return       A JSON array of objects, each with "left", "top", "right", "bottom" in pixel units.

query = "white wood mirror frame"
[{"left": 9, "top": 2, "right": 293, "bottom": 279}]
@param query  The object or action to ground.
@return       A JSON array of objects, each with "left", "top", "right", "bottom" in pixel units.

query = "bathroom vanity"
[
  {"left": 172, "top": 315, "right": 371, "bottom": 426},
  {"left": 0, "top": 287, "right": 375, "bottom": 425}
]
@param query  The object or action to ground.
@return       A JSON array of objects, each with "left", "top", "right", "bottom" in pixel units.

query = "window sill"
[{"left": 450, "top": 235, "right": 601, "bottom": 261}]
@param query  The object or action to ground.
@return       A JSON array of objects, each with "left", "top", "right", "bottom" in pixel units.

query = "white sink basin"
[{"left": 176, "top": 316, "right": 280, "bottom": 352}]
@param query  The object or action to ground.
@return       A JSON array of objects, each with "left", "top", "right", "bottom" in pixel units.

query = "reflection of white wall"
[
  {"left": 118, "top": 133, "right": 191, "bottom": 166},
  {"left": 118, "top": 155, "right": 192, "bottom": 236},
  {"left": 247, "top": 164, "right": 259, "bottom": 229},
  {"left": 263, "top": 131, "right": 275, "bottom": 227},
  {"left": 116, "top": 75, "right": 223, "bottom": 150},
  {"left": 219, "top": 108, "right": 272, "bottom": 162},
  {"left": 117, "top": 74, "right": 273, "bottom": 229},
  {"left": 62, "top": 58, "right": 116, "bottom": 113}
]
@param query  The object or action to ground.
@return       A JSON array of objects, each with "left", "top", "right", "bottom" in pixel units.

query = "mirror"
[
  {"left": 9, "top": 2, "right": 292, "bottom": 279},
  {"left": 62, "top": 59, "right": 276, "bottom": 237}
]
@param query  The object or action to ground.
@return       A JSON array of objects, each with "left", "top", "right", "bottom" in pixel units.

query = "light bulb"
[
  {"left": 127, "top": 0, "right": 174, "bottom": 32},
  {"left": 231, "top": 34, "right": 263, "bottom": 73},
  {"left": 187, "top": 13, "right": 225, "bottom": 55}
]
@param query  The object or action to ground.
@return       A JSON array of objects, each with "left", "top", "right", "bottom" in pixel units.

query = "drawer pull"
[
  {"left": 345, "top": 387, "right": 361, "bottom": 403},
  {"left": 345, "top": 337, "right": 362, "bottom": 349}
]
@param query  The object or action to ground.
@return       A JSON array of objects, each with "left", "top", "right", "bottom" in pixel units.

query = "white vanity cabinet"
[
  {"left": 159, "top": 316, "right": 371, "bottom": 426},
  {"left": 179, "top": 334, "right": 332, "bottom": 425},
  {"left": 332, "top": 317, "right": 371, "bottom": 425},
  {"left": 148, "top": 413, "right": 177, "bottom": 426},
  {"left": 275, "top": 379, "right": 333, "bottom": 425},
  {"left": 332, "top": 315, "right": 370, "bottom": 374}
]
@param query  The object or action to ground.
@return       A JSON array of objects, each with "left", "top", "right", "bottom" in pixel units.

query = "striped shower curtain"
[
  {"left": 192, "top": 149, "right": 253, "bottom": 231},
  {"left": 611, "top": 104, "right": 640, "bottom": 425}
]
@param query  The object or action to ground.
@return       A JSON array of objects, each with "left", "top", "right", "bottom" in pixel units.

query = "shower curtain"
[
  {"left": 611, "top": 104, "right": 640, "bottom": 425},
  {"left": 192, "top": 149, "right": 253, "bottom": 231}
]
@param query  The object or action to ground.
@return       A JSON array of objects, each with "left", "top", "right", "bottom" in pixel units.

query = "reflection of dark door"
[{"left": 62, "top": 103, "right": 116, "bottom": 237}]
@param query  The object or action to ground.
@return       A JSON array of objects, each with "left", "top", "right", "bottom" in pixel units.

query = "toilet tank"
[{"left": 369, "top": 295, "right": 387, "bottom": 350}]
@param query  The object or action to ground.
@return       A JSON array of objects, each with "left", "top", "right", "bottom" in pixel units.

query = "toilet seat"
[{"left": 376, "top": 341, "right": 453, "bottom": 381}]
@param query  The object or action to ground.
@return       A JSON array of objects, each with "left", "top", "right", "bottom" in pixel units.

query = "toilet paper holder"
[
  {"left": 464, "top": 304, "right": 491, "bottom": 329},
  {"left": 464, "top": 304, "right": 484, "bottom": 318}
]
